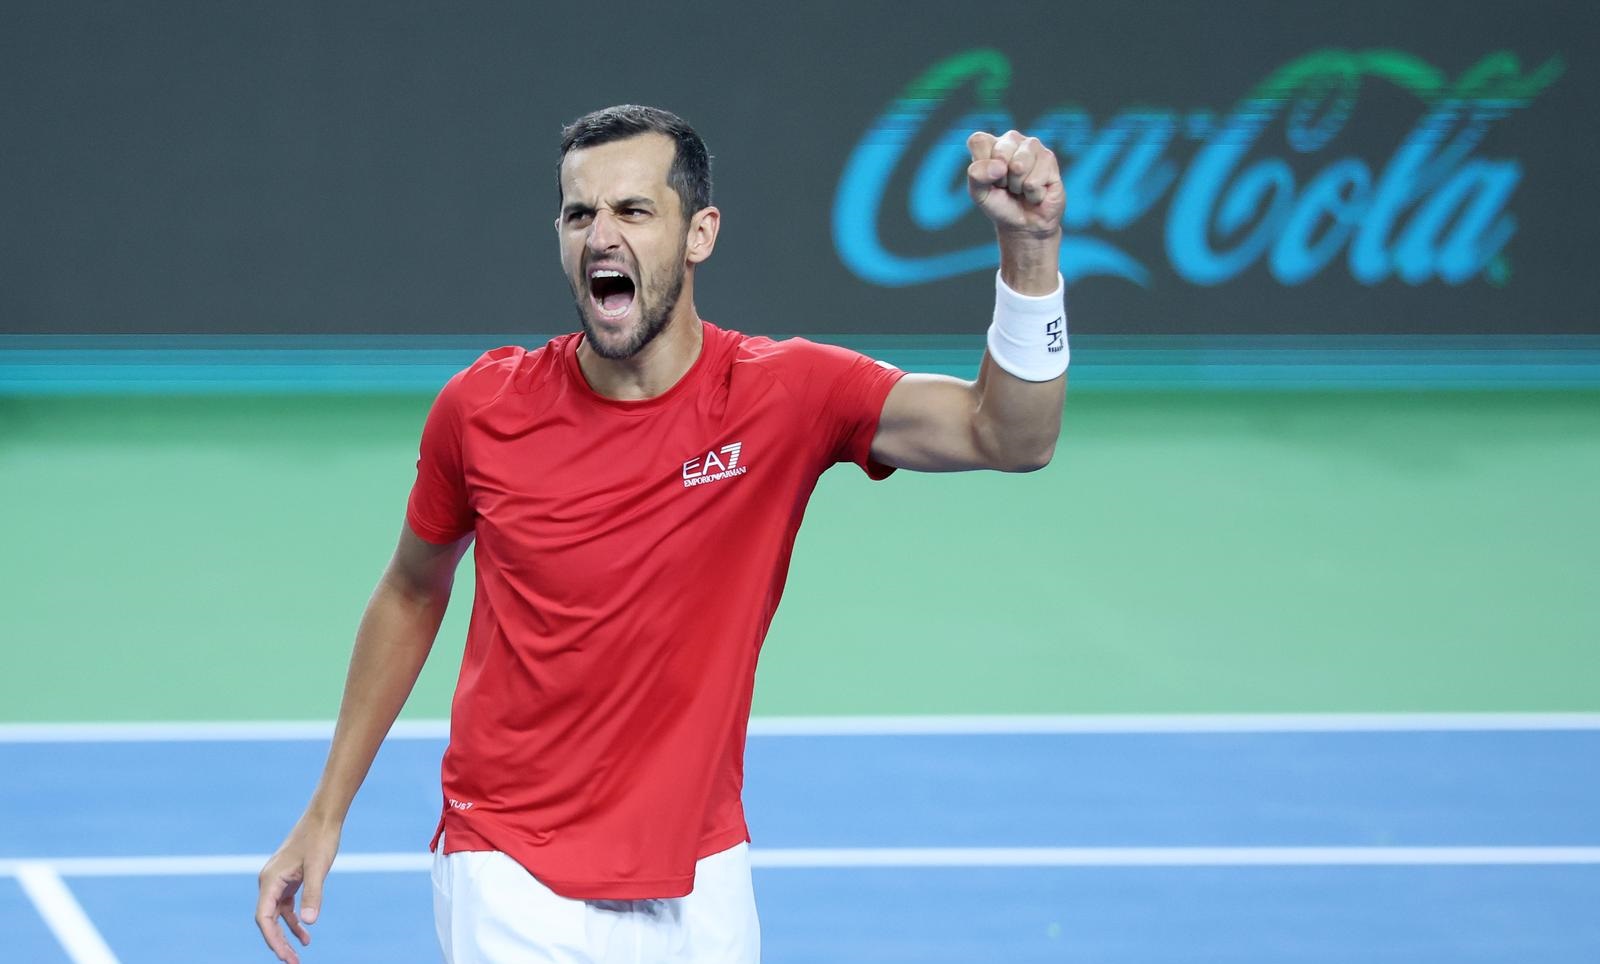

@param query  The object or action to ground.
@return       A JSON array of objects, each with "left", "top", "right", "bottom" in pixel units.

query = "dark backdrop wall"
[{"left": 3, "top": 0, "right": 1595, "bottom": 336}]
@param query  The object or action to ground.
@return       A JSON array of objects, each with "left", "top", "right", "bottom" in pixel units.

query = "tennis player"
[{"left": 255, "top": 104, "right": 1067, "bottom": 963}]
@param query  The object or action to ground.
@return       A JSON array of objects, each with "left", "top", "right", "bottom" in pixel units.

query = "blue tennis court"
[{"left": 5, "top": 718, "right": 1599, "bottom": 962}]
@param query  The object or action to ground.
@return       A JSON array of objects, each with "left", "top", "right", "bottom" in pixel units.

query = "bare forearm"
[
  {"left": 975, "top": 231, "right": 1066, "bottom": 470},
  {"left": 970, "top": 356, "right": 1064, "bottom": 471},
  {"left": 870, "top": 229, "right": 1066, "bottom": 473},
  {"left": 302, "top": 576, "right": 449, "bottom": 825}
]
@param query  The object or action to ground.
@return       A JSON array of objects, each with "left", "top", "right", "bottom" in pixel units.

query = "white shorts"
[{"left": 431, "top": 838, "right": 761, "bottom": 964}]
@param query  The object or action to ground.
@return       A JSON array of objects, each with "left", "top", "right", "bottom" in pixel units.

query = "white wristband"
[{"left": 986, "top": 271, "right": 1068, "bottom": 382}]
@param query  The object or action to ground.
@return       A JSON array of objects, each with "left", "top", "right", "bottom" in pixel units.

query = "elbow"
[
  {"left": 995, "top": 440, "right": 1055, "bottom": 473},
  {"left": 973, "top": 422, "right": 1058, "bottom": 473},
  {"left": 380, "top": 566, "right": 456, "bottom": 609}
]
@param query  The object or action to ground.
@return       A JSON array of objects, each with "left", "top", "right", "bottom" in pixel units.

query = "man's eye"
[
  {"left": 566, "top": 212, "right": 592, "bottom": 226},
  {"left": 622, "top": 208, "right": 648, "bottom": 219}
]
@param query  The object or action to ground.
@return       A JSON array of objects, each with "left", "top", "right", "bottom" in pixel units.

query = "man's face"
[{"left": 557, "top": 133, "right": 689, "bottom": 360}]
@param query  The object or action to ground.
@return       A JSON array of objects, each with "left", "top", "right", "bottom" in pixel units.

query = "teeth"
[{"left": 591, "top": 269, "right": 625, "bottom": 279}]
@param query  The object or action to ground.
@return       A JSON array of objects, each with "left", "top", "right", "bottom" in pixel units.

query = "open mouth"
[{"left": 588, "top": 268, "right": 637, "bottom": 319}]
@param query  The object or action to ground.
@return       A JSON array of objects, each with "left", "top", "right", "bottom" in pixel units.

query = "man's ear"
[{"left": 685, "top": 206, "right": 720, "bottom": 265}]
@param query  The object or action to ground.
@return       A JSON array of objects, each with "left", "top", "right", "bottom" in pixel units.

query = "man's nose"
[{"left": 585, "top": 210, "right": 621, "bottom": 252}]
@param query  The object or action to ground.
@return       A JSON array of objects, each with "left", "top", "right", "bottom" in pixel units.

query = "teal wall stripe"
[{"left": 4, "top": 336, "right": 1600, "bottom": 393}]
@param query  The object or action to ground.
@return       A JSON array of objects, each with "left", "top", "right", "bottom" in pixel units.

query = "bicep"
[
  {"left": 385, "top": 523, "right": 474, "bottom": 600},
  {"left": 868, "top": 372, "right": 992, "bottom": 472}
]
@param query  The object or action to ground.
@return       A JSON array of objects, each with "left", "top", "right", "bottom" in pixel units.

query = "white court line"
[
  {"left": 752, "top": 846, "right": 1600, "bottom": 868},
  {"left": 746, "top": 713, "right": 1600, "bottom": 735},
  {"left": 15, "top": 862, "right": 121, "bottom": 964},
  {"left": 3, "top": 713, "right": 1600, "bottom": 742},
  {"left": 3, "top": 847, "right": 1599, "bottom": 879},
  {"left": 0, "top": 720, "right": 445, "bottom": 742}
]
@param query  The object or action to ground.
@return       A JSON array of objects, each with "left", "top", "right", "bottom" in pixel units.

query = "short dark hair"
[{"left": 558, "top": 105, "right": 713, "bottom": 218}]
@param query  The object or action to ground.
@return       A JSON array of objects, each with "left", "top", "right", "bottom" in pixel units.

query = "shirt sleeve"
[
  {"left": 405, "top": 371, "right": 474, "bottom": 543},
  {"left": 788, "top": 339, "right": 906, "bottom": 480}
]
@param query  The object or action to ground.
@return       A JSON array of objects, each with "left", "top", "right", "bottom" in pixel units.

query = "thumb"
[
  {"left": 965, "top": 132, "right": 1007, "bottom": 208},
  {"left": 299, "top": 860, "right": 331, "bottom": 925},
  {"left": 967, "top": 157, "right": 1006, "bottom": 208}
]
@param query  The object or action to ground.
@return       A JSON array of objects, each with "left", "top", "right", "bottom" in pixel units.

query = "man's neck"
[{"left": 575, "top": 308, "right": 705, "bottom": 401}]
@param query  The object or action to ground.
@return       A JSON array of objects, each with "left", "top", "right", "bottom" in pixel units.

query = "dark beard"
[{"left": 574, "top": 258, "right": 687, "bottom": 361}]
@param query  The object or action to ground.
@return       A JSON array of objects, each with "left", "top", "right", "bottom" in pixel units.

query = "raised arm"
[
  {"left": 254, "top": 524, "right": 471, "bottom": 964},
  {"left": 870, "top": 130, "right": 1067, "bottom": 473}
]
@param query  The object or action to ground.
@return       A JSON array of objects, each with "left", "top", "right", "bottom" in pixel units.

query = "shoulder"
[
  {"left": 438, "top": 336, "right": 576, "bottom": 415},
  {"left": 708, "top": 330, "right": 838, "bottom": 405},
  {"left": 726, "top": 331, "right": 886, "bottom": 381},
  {"left": 738, "top": 336, "right": 903, "bottom": 409}
]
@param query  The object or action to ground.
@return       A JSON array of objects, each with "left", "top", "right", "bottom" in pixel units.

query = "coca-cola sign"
[
  {"left": 5, "top": 2, "right": 1592, "bottom": 337},
  {"left": 834, "top": 48, "right": 1564, "bottom": 292}
]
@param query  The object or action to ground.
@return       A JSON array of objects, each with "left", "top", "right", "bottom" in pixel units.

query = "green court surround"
[{"left": 2, "top": 389, "right": 1595, "bottom": 721}]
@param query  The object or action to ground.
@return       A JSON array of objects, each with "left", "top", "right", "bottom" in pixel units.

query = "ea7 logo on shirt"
[{"left": 683, "top": 442, "right": 748, "bottom": 488}]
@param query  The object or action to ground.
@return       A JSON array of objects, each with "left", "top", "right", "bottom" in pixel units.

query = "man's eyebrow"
[{"left": 561, "top": 197, "right": 657, "bottom": 218}]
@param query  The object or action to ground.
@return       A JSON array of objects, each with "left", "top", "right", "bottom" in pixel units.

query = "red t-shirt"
[{"left": 406, "top": 322, "right": 905, "bottom": 899}]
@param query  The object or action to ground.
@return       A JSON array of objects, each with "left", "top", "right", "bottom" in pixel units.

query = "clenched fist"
[{"left": 967, "top": 130, "right": 1065, "bottom": 239}]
